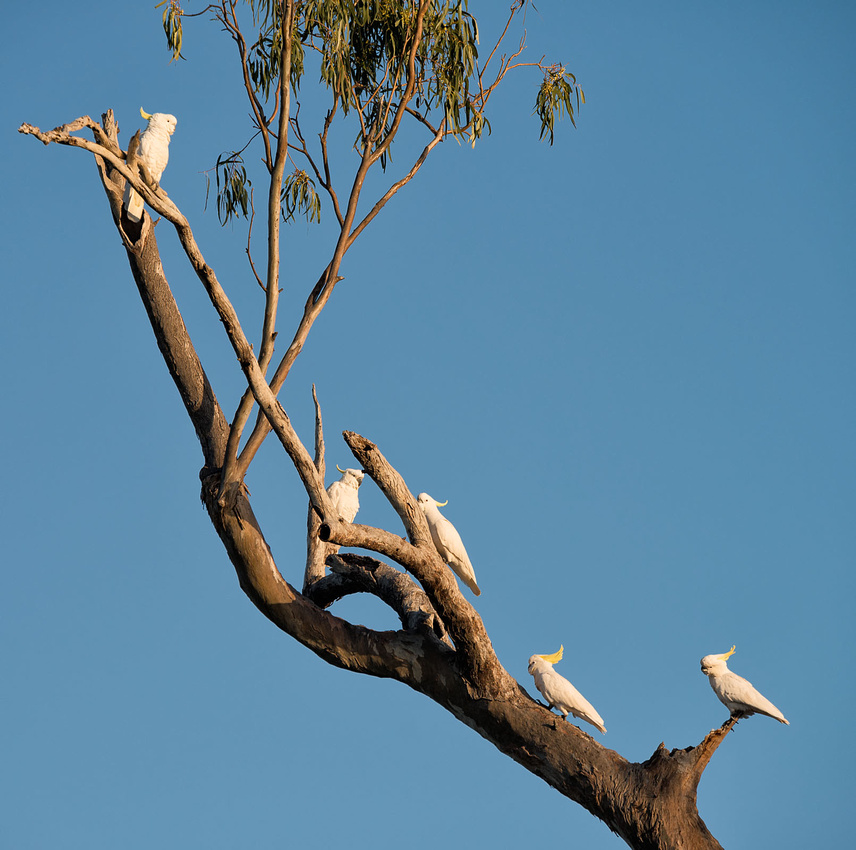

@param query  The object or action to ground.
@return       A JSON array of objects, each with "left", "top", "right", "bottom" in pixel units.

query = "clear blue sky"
[{"left": 3, "top": 2, "right": 854, "bottom": 847}]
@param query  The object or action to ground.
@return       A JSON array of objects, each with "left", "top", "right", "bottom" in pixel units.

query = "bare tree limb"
[
  {"left": 308, "top": 553, "right": 449, "bottom": 643},
  {"left": 346, "top": 125, "right": 445, "bottom": 248},
  {"left": 82, "top": 111, "right": 230, "bottom": 470},
  {"left": 201, "top": 471, "right": 437, "bottom": 682},
  {"left": 304, "top": 384, "right": 329, "bottom": 589},
  {"left": 333, "top": 431, "right": 513, "bottom": 697}
]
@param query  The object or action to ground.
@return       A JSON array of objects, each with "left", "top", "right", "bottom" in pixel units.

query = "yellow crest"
[{"left": 538, "top": 645, "right": 564, "bottom": 664}]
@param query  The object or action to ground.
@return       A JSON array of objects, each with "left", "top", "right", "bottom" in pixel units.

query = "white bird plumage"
[
  {"left": 416, "top": 493, "right": 480, "bottom": 596},
  {"left": 123, "top": 107, "right": 177, "bottom": 223},
  {"left": 528, "top": 646, "right": 606, "bottom": 734},
  {"left": 700, "top": 646, "right": 789, "bottom": 725},
  {"left": 326, "top": 467, "right": 364, "bottom": 523}
]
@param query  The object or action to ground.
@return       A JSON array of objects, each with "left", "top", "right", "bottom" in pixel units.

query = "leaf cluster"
[
  {"left": 282, "top": 169, "right": 321, "bottom": 223},
  {"left": 299, "top": 1, "right": 480, "bottom": 142},
  {"left": 213, "top": 153, "right": 251, "bottom": 224},
  {"left": 246, "top": 2, "right": 306, "bottom": 98},
  {"left": 535, "top": 63, "right": 584, "bottom": 145},
  {"left": 160, "top": 2, "right": 583, "bottom": 224},
  {"left": 156, "top": 0, "right": 186, "bottom": 62}
]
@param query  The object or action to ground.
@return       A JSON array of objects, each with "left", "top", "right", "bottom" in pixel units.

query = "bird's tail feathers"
[{"left": 123, "top": 183, "right": 144, "bottom": 223}]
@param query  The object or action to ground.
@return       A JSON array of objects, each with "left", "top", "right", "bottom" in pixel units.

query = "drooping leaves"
[
  {"left": 281, "top": 169, "right": 322, "bottom": 223},
  {"left": 213, "top": 153, "right": 252, "bottom": 224},
  {"left": 535, "top": 63, "right": 585, "bottom": 145},
  {"left": 159, "top": 1, "right": 583, "bottom": 226},
  {"left": 299, "top": 1, "right": 481, "bottom": 141},
  {"left": 156, "top": 0, "right": 185, "bottom": 62},
  {"left": 245, "top": 1, "right": 306, "bottom": 99}
]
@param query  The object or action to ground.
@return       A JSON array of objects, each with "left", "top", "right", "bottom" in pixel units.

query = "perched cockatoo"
[
  {"left": 528, "top": 646, "right": 607, "bottom": 734},
  {"left": 416, "top": 493, "right": 480, "bottom": 596},
  {"left": 326, "top": 466, "right": 364, "bottom": 523},
  {"left": 700, "top": 646, "right": 789, "bottom": 725},
  {"left": 123, "top": 107, "right": 177, "bottom": 223}
]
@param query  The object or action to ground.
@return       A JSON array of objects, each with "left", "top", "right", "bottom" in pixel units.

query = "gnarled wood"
[{"left": 21, "top": 102, "right": 741, "bottom": 850}]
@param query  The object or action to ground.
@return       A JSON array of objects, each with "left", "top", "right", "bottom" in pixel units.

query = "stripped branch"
[
  {"left": 304, "top": 383, "right": 328, "bottom": 589},
  {"left": 308, "top": 553, "right": 449, "bottom": 643}
]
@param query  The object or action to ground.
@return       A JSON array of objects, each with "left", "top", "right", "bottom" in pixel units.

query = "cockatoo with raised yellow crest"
[
  {"left": 416, "top": 493, "right": 480, "bottom": 596},
  {"left": 326, "top": 466, "right": 364, "bottom": 523},
  {"left": 123, "top": 107, "right": 177, "bottom": 223},
  {"left": 700, "top": 646, "right": 789, "bottom": 724},
  {"left": 528, "top": 646, "right": 606, "bottom": 734}
]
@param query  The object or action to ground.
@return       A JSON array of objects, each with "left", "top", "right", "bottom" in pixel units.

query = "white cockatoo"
[
  {"left": 528, "top": 646, "right": 607, "bottom": 734},
  {"left": 700, "top": 646, "right": 789, "bottom": 725},
  {"left": 326, "top": 466, "right": 364, "bottom": 523},
  {"left": 123, "top": 107, "right": 177, "bottom": 223},
  {"left": 416, "top": 493, "right": 480, "bottom": 596}
]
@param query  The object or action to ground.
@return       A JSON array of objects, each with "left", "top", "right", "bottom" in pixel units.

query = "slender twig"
[
  {"left": 479, "top": 1, "right": 522, "bottom": 79},
  {"left": 404, "top": 105, "right": 440, "bottom": 136},
  {"left": 347, "top": 126, "right": 444, "bottom": 248},
  {"left": 374, "top": 58, "right": 401, "bottom": 147},
  {"left": 319, "top": 99, "right": 343, "bottom": 224},
  {"left": 245, "top": 187, "right": 265, "bottom": 290},
  {"left": 288, "top": 106, "right": 340, "bottom": 223},
  {"left": 222, "top": 0, "right": 273, "bottom": 170},
  {"left": 354, "top": 90, "right": 371, "bottom": 149}
]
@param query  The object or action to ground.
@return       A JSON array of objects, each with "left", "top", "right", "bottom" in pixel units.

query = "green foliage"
[
  {"left": 210, "top": 157, "right": 321, "bottom": 227},
  {"left": 424, "top": 2, "right": 480, "bottom": 137},
  {"left": 281, "top": 170, "right": 322, "bottom": 223},
  {"left": 158, "top": 2, "right": 583, "bottom": 225},
  {"left": 299, "top": 1, "right": 481, "bottom": 142},
  {"left": 156, "top": 0, "right": 185, "bottom": 62},
  {"left": 214, "top": 154, "right": 252, "bottom": 224},
  {"left": 246, "top": 1, "right": 306, "bottom": 98},
  {"left": 535, "top": 63, "right": 585, "bottom": 145}
]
